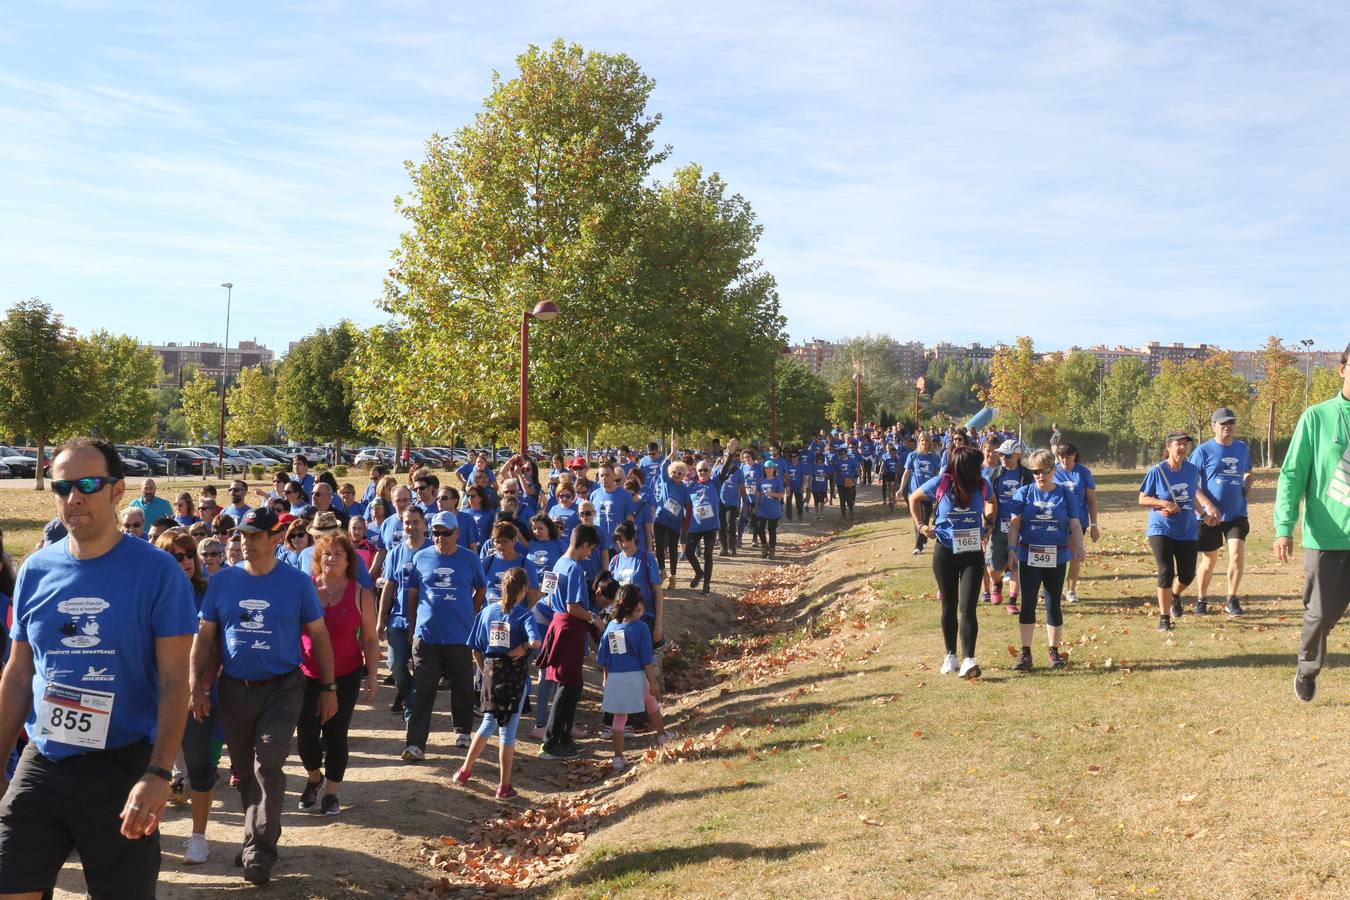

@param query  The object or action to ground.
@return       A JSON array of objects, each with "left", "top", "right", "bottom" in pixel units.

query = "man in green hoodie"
[{"left": 1276, "top": 342, "right": 1350, "bottom": 702}]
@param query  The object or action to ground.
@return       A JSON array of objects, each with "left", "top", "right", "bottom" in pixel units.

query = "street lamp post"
[
  {"left": 1300, "top": 338, "right": 1315, "bottom": 409},
  {"left": 519, "top": 300, "right": 560, "bottom": 456},
  {"left": 218, "top": 282, "right": 232, "bottom": 479},
  {"left": 853, "top": 362, "right": 862, "bottom": 433}
]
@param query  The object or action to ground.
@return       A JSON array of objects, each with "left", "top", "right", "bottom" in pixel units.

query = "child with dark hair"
[{"left": 597, "top": 584, "right": 673, "bottom": 770}]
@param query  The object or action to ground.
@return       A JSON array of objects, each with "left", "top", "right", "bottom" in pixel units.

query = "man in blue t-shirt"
[
  {"left": 128, "top": 477, "right": 174, "bottom": 537},
  {"left": 1189, "top": 408, "right": 1255, "bottom": 616},
  {"left": 0, "top": 438, "right": 197, "bottom": 897},
  {"left": 192, "top": 506, "right": 336, "bottom": 886},
  {"left": 223, "top": 479, "right": 252, "bottom": 522},
  {"left": 401, "top": 511, "right": 486, "bottom": 763}
]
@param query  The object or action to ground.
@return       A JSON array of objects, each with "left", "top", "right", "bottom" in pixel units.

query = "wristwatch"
[
  {"left": 145, "top": 765, "right": 174, "bottom": 782},
  {"left": 320, "top": 683, "right": 337, "bottom": 693}
]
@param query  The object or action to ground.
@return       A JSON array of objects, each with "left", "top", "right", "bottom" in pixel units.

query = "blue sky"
[{"left": 1, "top": 1, "right": 1347, "bottom": 357}]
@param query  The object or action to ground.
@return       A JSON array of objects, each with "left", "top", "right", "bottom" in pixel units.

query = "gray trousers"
[
  {"left": 1298, "top": 549, "right": 1350, "bottom": 678},
  {"left": 217, "top": 669, "right": 304, "bottom": 869}
]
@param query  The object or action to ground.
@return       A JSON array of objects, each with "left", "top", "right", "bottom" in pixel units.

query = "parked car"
[
  {"left": 116, "top": 445, "right": 171, "bottom": 476},
  {"left": 353, "top": 448, "right": 394, "bottom": 467},
  {"left": 162, "top": 448, "right": 210, "bottom": 476},
  {"left": 241, "top": 445, "right": 290, "bottom": 465},
  {"left": 0, "top": 462, "right": 9, "bottom": 478},
  {"left": 118, "top": 457, "right": 151, "bottom": 478},
  {"left": 414, "top": 447, "right": 451, "bottom": 466},
  {"left": 0, "top": 446, "right": 36, "bottom": 479},
  {"left": 182, "top": 447, "right": 245, "bottom": 476}
]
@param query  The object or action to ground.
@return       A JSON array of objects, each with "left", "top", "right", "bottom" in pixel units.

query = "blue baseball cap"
[{"left": 429, "top": 511, "right": 459, "bottom": 532}]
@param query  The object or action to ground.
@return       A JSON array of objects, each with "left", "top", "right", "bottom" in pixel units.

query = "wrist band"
[{"left": 145, "top": 765, "right": 173, "bottom": 782}]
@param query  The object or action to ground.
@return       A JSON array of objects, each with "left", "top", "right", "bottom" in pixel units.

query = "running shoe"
[
  {"left": 1048, "top": 648, "right": 1067, "bottom": 669},
  {"left": 1226, "top": 597, "right": 1244, "bottom": 616},
  {"left": 940, "top": 653, "right": 958, "bottom": 675},
  {"left": 1012, "top": 649, "right": 1032, "bottom": 672},
  {"left": 539, "top": 743, "right": 579, "bottom": 760},
  {"left": 299, "top": 776, "right": 324, "bottom": 810},
  {"left": 453, "top": 767, "right": 472, "bottom": 785},
  {"left": 243, "top": 862, "right": 271, "bottom": 886},
  {"left": 981, "top": 591, "right": 991, "bottom": 604},
  {"left": 1157, "top": 615, "right": 1173, "bottom": 632},
  {"left": 1194, "top": 599, "right": 1208, "bottom": 615},
  {"left": 495, "top": 784, "right": 519, "bottom": 799},
  {"left": 1170, "top": 597, "right": 1184, "bottom": 619},
  {"left": 991, "top": 588, "right": 1003, "bottom": 605},
  {"left": 958, "top": 658, "right": 981, "bottom": 679},
  {"left": 1294, "top": 672, "right": 1317, "bottom": 703},
  {"left": 321, "top": 794, "right": 340, "bottom": 816},
  {"left": 1065, "top": 589, "right": 1078, "bottom": 605},
  {"left": 689, "top": 575, "right": 701, "bottom": 589},
  {"left": 455, "top": 732, "right": 472, "bottom": 749},
  {"left": 401, "top": 745, "right": 424, "bottom": 763},
  {"left": 610, "top": 755, "right": 627, "bottom": 772},
  {"left": 183, "top": 834, "right": 209, "bottom": 865},
  {"left": 657, "top": 731, "right": 676, "bottom": 744},
  {"left": 1006, "top": 603, "right": 1019, "bottom": 616}
]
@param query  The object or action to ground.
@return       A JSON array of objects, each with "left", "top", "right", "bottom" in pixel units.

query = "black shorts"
[
  {"left": 0, "top": 741, "right": 159, "bottom": 898},
  {"left": 1197, "top": 517, "right": 1249, "bottom": 553}
]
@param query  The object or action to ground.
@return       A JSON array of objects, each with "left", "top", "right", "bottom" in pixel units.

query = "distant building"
[
  {"left": 788, "top": 338, "right": 838, "bottom": 375},
  {"left": 927, "top": 341, "right": 995, "bottom": 366},
  {"left": 895, "top": 340, "right": 927, "bottom": 382},
  {"left": 1230, "top": 348, "right": 1342, "bottom": 385},
  {"left": 152, "top": 339, "right": 275, "bottom": 385},
  {"left": 1073, "top": 344, "right": 1149, "bottom": 374},
  {"left": 1143, "top": 341, "right": 1216, "bottom": 376}
]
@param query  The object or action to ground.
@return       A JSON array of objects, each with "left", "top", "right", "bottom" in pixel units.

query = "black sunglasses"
[
  {"left": 170, "top": 551, "right": 194, "bottom": 562},
  {"left": 201, "top": 550, "right": 222, "bottom": 558},
  {"left": 51, "top": 476, "right": 119, "bottom": 497}
]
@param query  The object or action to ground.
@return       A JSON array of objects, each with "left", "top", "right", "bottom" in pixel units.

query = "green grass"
[{"left": 550, "top": 468, "right": 1342, "bottom": 899}]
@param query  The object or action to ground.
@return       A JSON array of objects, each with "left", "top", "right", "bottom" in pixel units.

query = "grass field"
[{"left": 540, "top": 468, "right": 1348, "bottom": 899}]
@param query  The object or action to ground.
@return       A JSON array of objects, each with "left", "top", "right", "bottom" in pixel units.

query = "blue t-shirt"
[
  {"left": 609, "top": 549, "right": 660, "bottom": 605},
  {"left": 879, "top": 453, "right": 900, "bottom": 478},
  {"left": 597, "top": 619, "right": 654, "bottom": 673},
  {"left": 129, "top": 496, "right": 173, "bottom": 535},
  {"left": 756, "top": 475, "right": 786, "bottom": 520},
  {"left": 904, "top": 453, "right": 941, "bottom": 491},
  {"left": 383, "top": 537, "right": 430, "bottom": 630},
  {"left": 654, "top": 464, "right": 690, "bottom": 531},
  {"left": 544, "top": 556, "right": 593, "bottom": 616},
  {"left": 589, "top": 485, "right": 634, "bottom": 546},
  {"left": 1004, "top": 483, "right": 1083, "bottom": 561},
  {"left": 786, "top": 462, "right": 805, "bottom": 490},
  {"left": 294, "top": 473, "right": 315, "bottom": 497},
  {"left": 408, "top": 545, "right": 486, "bottom": 645},
  {"left": 1189, "top": 439, "right": 1251, "bottom": 522},
  {"left": 1053, "top": 464, "right": 1097, "bottom": 528},
  {"left": 223, "top": 502, "right": 252, "bottom": 521},
  {"left": 917, "top": 475, "right": 992, "bottom": 551},
  {"left": 637, "top": 456, "right": 664, "bottom": 497},
  {"left": 632, "top": 499, "right": 654, "bottom": 552},
  {"left": 525, "top": 538, "right": 566, "bottom": 578},
  {"left": 380, "top": 513, "right": 406, "bottom": 552},
  {"left": 835, "top": 456, "right": 861, "bottom": 487},
  {"left": 483, "top": 553, "right": 540, "bottom": 603},
  {"left": 12, "top": 536, "right": 197, "bottom": 761},
  {"left": 991, "top": 466, "right": 1030, "bottom": 526},
  {"left": 200, "top": 562, "right": 323, "bottom": 681},
  {"left": 467, "top": 602, "right": 541, "bottom": 657},
  {"left": 1140, "top": 461, "right": 1202, "bottom": 541},
  {"left": 714, "top": 463, "right": 744, "bottom": 507},
  {"left": 686, "top": 480, "right": 721, "bottom": 534},
  {"left": 548, "top": 503, "right": 581, "bottom": 544},
  {"left": 740, "top": 462, "right": 763, "bottom": 507},
  {"left": 808, "top": 462, "right": 832, "bottom": 493}
]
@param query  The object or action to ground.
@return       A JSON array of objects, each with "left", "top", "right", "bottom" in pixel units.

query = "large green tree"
[
  {"left": 1253, "top": 336, "right": 1302, "bottom": 466},
  {"left": 179, "top": 369, "right": 219, "bottom": 445},
  {"left": 85, "top": 329, "right": 161, "bottom": 443},
  {"left": 1056, "top": 350, "right": 1103, "bottom": 429},
  {"left": 0, "top": 299, "right": 100, "bottom": 488},
  {"left": 1100, "top": 357, "right": 1152, "bottom": 460},
  {"left": 1132, "top": 354, "right": 1249, "bottom": 452},
  {"left": 924, "top": 356, "right": 988, "bottom": 422},
  {"left": 820, "top": 335, "right": 923, "bottom": 423},
  {"left": 276, "top": 322, "right": 361, "bottom": 452},
  {"left": 981, "top": 337, "right": 1060, "bottom": 437},
  {"left": 227, "top": 365, "right": 279, "bottom": 444}
]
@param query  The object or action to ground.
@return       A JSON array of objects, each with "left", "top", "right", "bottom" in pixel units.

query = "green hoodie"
[{"left": 1274, "top": 392, "right": 1350, "bottom": 550}]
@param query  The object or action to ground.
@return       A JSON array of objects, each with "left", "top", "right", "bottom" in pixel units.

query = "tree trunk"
[
  {"left": 33, "top": 435, "right": 45, "bottom": 491},
  {"left": 1266, "top": 401, "right": 1277, "bottom": 468}
]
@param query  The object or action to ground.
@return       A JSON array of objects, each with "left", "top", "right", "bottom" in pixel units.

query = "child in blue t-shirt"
[{"left": 597, "top": 585, "right": 673, "bottom": 770}]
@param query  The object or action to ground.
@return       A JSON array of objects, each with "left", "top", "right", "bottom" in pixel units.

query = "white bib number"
[
  {"left": 694, "top": 503, "right": 713, "bottom": 522},
  {"left": 489, "top": 621, "right": 511, "bottom": 651},
  {"left": 1028, "top": 545, "right": 1057, "bottom": 568},
  {"left": 999, "top": 519, "right": 1009, "bottom": 533},
  {"left": 952, "top": 528, "right": 981, "bottom": 553},
  {"left": 607, "top": 629, "right": 628, "bottom": 656},
  {"left": 541, "top": 572, "right": 559, "bottom": 595},
  {"left": 663, "top": 498, "right": 682, "bottom": 518},
  {"left": 38, "top": 682, "right": 113, "bottom": 750}
]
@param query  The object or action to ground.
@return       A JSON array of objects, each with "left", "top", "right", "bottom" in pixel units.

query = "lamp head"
[
  {"left": 220, "top": 282, "right": 233, "bottom": 289},
  {"left": 530, "top": 300, "right": 559, "bottom": 322}
]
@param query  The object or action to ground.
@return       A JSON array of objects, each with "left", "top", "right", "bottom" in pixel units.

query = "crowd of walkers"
[{"left": 1, "top": 342, "right": 1347, "bottom": 896}]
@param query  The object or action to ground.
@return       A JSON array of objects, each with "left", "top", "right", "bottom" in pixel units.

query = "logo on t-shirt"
[
  {"left": 250, "top": 639, "right": 271, "bottom": 650},
  {"left": 82, "top": 666, "right": 115, "bottom": 682},
  {"left": 433, "top": 567, "right": 455, "bottom": 588},
  {"left": 239, "top": 598, "right": 269, "bottom": 630},
  {"left": 56, "top": 597, "right": 108, "bottom": 648}
]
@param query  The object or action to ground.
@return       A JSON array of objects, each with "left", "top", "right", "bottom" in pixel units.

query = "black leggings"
[
  {"left": 1018, "top": 561, "right": 1067, "bottom": 627},
  {"left": 297, "top": 668, "right": 363, "bottom": 782},
  {"left": 719, "top": 506, "right": 739, "bottom": 553},
  {"left": 755, "top": 516, "right": 780, "bottom": 551},
  {"left": 685, "top": 530, "right": 716, "bottom": 582},
  {"left": 545, "top": 680, "right": 582, "bottom": 747},
  {"left": 785, "top": 487, "right": 804, "bottom": 520},
  {"left": 838, "top": 484, "right": 856, "bottom": 516},
  {"left": 654, "top": 522, "right": 681, "bottom": 576},
  {"left": 1148, "top": 535, "right": 1198, "bottom": 589},
  {"left": 932, "top": 542, "right": 982, "bottom": 658},
  {"left": 913, "top": 498, "right": 933, "bottom": 549},
  {"left": 882, "top": 477, "right": 897, "bottom": 506}
]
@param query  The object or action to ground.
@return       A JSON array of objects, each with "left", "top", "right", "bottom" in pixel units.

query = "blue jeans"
[
  {"left": 534, "top": 675, "right": 555, "bottom": 729},
  {"left": 387, "top": 625, "right": 414, "bottom": 721}
]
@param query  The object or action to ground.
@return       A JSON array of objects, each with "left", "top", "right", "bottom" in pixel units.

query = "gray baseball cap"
[{"left": 1211, "top": 407, "right": 1237, "bottom": 425}]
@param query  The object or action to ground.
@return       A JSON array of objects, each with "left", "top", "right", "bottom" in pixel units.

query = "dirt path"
[{"left": 50, "top": 496, "right": 871, "bottom": 898}]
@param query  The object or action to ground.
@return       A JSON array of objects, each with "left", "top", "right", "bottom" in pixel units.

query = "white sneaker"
[
  {"left": 940, "top": 653, "right": 958, "bottom": 675},
  {"left": 657, "top": 730, "right": 676, "bottom": 745},
  {"left": 600, "top": 725, "right": 613, "bottom": 738},
  {"left": 183, "top": 833, "right": 209, "bottom": 865},
  {"left": 610, "top": 755, "right": 626, "bottom": 771},
  {"left": 401, "top": 745, "right": 424, "bottom": 763},
  {"left": 1065, "top": 589, "right": 1078, "bottom": 604},
  {"left": 455, "top": 732, "right": 472, "bottom": 749},
  {"left": 958, "top": 658, "right": 982, "bottom": 679}
]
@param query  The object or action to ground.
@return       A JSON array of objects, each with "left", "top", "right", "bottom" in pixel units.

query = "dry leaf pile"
[{"left": 413, "top": 798, "right": 614, "bottom": 896}]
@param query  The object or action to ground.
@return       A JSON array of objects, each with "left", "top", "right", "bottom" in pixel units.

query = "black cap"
[
  {"left": 236, "top": 507, "right": 280, "bottom": 534},
  {"left": 1164, "top": 431, "right": 1193, "bottom": 444},
  {"left": 1211, "top": 407, "right": 1237, "bottom": 425}
]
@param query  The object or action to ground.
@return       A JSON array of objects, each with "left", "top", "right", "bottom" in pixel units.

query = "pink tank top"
[{"left": 302, "top": 579, "right": 365, "bottom": 679}]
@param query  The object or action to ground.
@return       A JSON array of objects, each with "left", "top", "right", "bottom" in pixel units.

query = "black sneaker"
[
  {"left": 1012, "top": 650, "right": 1033, "bottom": 672},
  {"left": 1048, "top": 648, "right": 1067, "bottom": 669},
  {"left": 1295, "top": 672, "right": 1317, "bottom": 702},
  {"left": 689, "top": 575, "right": 701, "bottom": 589},
  {"left": 1157, "top": 614, "right": 1173, "bottom": 632},
  {"left": 389, "top": 696, "right": 404, "bottom": 715},
  {"left": 1194, "top": 599, "right": 1208, "bottom": 615},
  {"left": 1226, "top": 597, "right": 1244, "bottom": 616},
  {"left": 539, "top": 743, "right": 579, "bottom": 760},
  {"left": 243, "top": 862, "right": 271, "bottom": 886},
  {"left": 321, "top": 794, "right": 340, "bottom": 816},
  {"left": 1169, "top": 598, "right": 1183, "bottom": 619},
  {"left": 299, "top": 777, "right": 324, "bottom": 810}
]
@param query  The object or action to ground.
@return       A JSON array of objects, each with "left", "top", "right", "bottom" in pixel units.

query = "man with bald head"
[{"left": 128, "top": 478, "right": 173, "bottom": 538}]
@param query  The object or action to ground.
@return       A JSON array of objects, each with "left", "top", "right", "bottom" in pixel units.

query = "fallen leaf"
[
  {"left": 912, "top": 730, "right": 923, "bottom": 738},
  {"left": 1179, "top": 793, "right": 1198, "bottom": 804},
  {"left": 859, "top": 814, "right": 884, "bottom": 826},
  {"left": 835, "top": 791, "right": 849, "bottom": 800},
  {"left": 1087, "top": 765, "right": 1102, "bottom": 775}
]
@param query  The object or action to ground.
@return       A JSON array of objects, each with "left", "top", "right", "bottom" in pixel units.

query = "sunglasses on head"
[{"left": 51, "top": 476, "right": 119, "bottom": 497}]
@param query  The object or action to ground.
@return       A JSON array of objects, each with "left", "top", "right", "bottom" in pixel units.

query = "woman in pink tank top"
[{"left": 296, "top": 532, "right": 379, "bottom": 816}]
